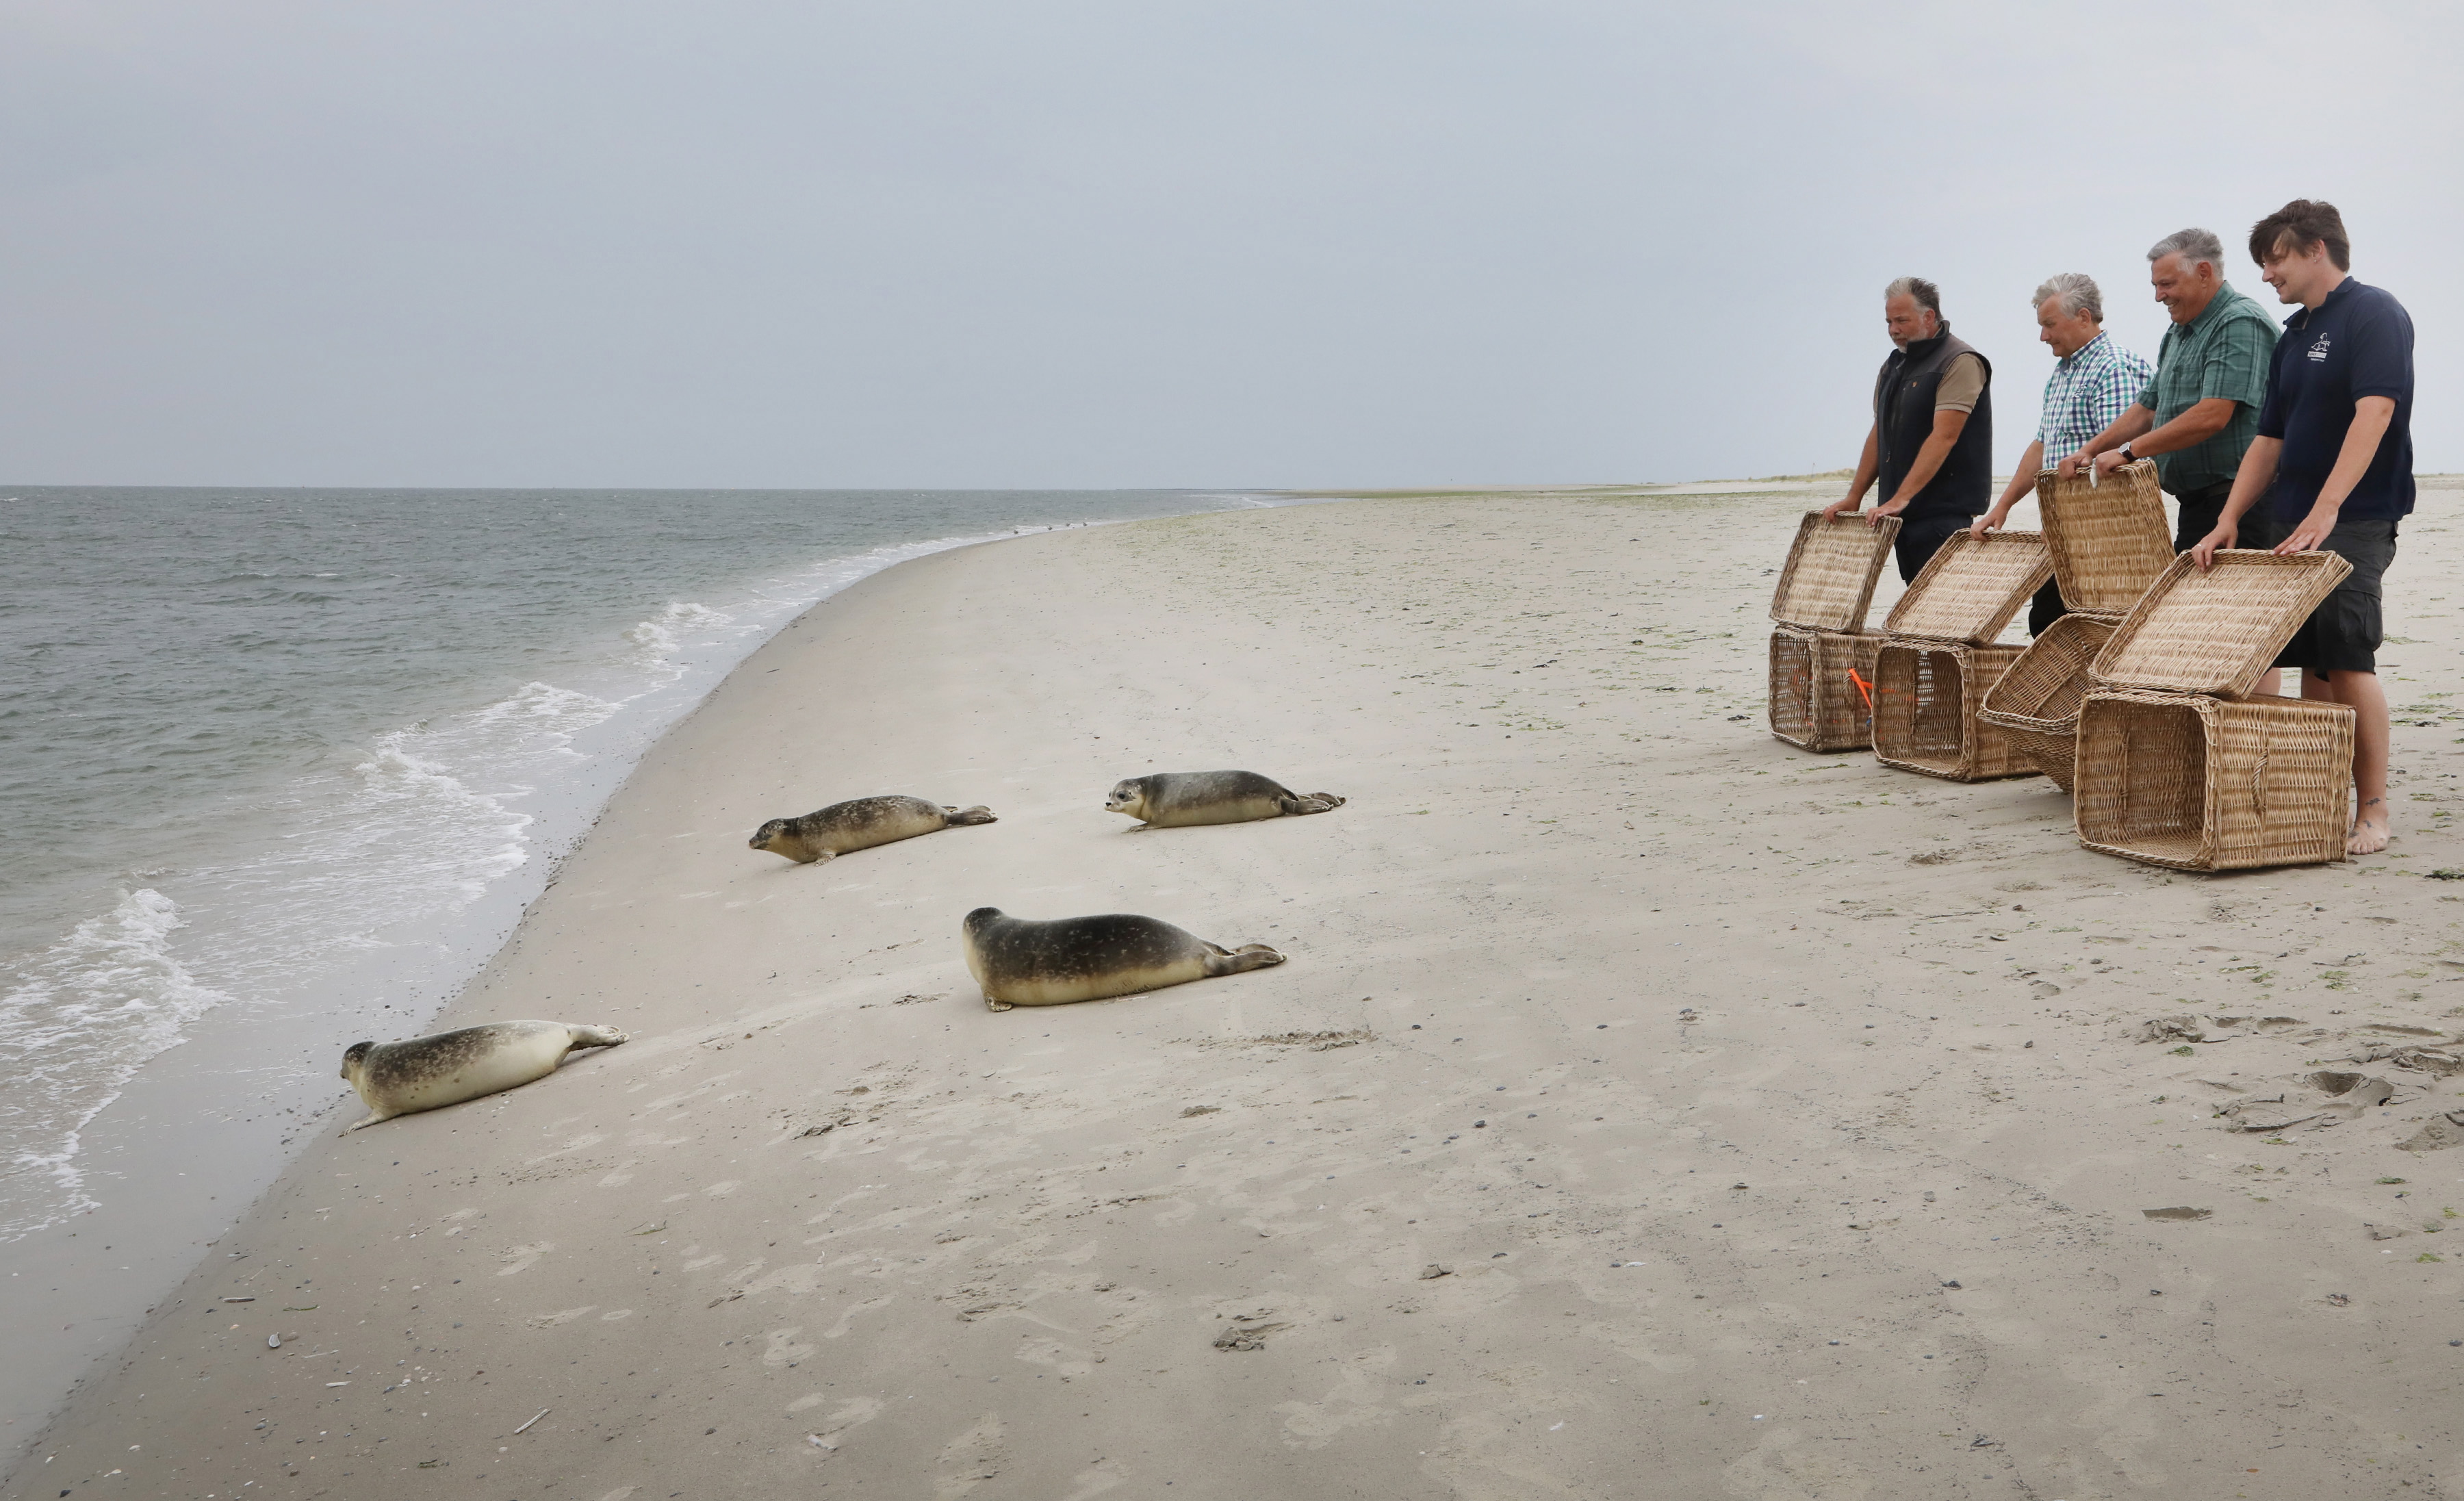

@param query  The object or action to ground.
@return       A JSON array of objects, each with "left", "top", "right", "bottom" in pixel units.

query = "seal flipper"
[
  {"left": 1278, "top": 792, "right": 1345, "bottom": 816},
  {"left": 941, "top": 805, "right": 998, "bottom": 825},
  {"left": 1203, "top": 942, "right": 1286, "bottom": 977}
]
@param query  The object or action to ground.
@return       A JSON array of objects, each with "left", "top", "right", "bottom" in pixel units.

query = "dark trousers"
[
  {"left": 2172, "top": 480, "right": 2235, "bottom": 553},
  {"left": 2026, "top": 578, "right": 2066, "bottom": 637},
  {"left": 1892, "top": 511, "right": 1973, "bottom": 582}
]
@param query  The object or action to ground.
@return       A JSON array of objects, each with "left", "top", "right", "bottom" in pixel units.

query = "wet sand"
[{"left": 11, "top": 485, "right": 2464, "bottom": 1499}]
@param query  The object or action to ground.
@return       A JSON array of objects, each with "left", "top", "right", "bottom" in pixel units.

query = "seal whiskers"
[
  {"left": 962, "top": 908, "right": 1285, "bottom": 1009},
  {"left": 749, "top": 795, "right": 997, "bottom": 864}
]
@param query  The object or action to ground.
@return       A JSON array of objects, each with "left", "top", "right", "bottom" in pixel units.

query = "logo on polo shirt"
[{"left": 2307, "top": 334, "right": 2331, "bottom": 363}]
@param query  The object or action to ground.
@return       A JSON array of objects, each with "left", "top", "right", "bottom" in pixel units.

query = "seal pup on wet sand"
[
  {"left": 749, "top": 795, "right": 996, "bottom": 864},
  {"left": 962, "top": 907, "right": 1284, "bottom": 1010},
  {"left": 1103, "top": 771, "right": 1343, "bottom": 829},
  {"left": 340, "top": 1020, "right": 627, "bottom": 1131}
]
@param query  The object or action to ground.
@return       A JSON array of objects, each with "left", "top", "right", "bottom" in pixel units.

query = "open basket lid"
[
  {"left": 1770, "top": 511, "right": 1900, "bottom": 631},
  {"left": 2091, "top": 550, "right": 2354, "bottom": 698},
  {"left": 1882, "top": 529, "right": 2053, "bottom": 644},
  {"left": 2035, "top": 459, "right": 2174, "bottom": 614}
]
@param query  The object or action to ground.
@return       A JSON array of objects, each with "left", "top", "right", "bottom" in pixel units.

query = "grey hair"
[
  {"left": 1884, "top": 276, "right": 1940, "bottom": 316},
  {"left": 2033, "top": 272, "right": 2102, "bottom": 321},
  {"left": 2146, "top": 228, "right": 2226, "bottom": 273}
]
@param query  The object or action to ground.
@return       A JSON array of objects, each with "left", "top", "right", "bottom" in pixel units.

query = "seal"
[
  {"left": 962, "top": 907, "right": 1284, "bottom": 1009},
  {"left": 1103, "top": 771, "right": 1344, "bottom": 829},
  {"left": 749, "top": 795, "right": 996, "bottom": 864},
  {"left": 339, "top": 1020, "right": 628, "bottom": 1131}
]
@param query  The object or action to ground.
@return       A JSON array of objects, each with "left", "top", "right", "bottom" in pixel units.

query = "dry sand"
[{"left": 12, "top": 485, "right": 2464, "bottom": 1500}]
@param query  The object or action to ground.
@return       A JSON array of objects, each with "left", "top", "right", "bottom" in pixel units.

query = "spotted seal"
[
  {"left": 749, "top": 795, "right": 996, "bottom": 864},
  {"left": 339, "top": 1020, "right": 628, "bottom": 1131},
  {"left": 1103, "top": 771, "right": 1344, "bottom": 829},
  {"left": 962, "top": 907, "right": 1285, "bottom": 1009}
]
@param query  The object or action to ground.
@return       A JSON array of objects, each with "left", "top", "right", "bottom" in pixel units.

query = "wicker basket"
[
  {"left": 1975, "top": 613, "right": 2121, "bottom": 792},
  {"left": 2093, "top": 551, "right": 2353, "bottom": 698},
  {"left": 2074, "top": 689, "right": 2355, "bottom": 870},
  {"left": 1771, "top": 512, "right": 1901, "bottom": 632},
  {"left": 1872, "top": 640, "right": 2033, "bottom": 780},
  {"left": 1769, "top": 626, "right": 1884, "bottom": 752},
  {"left": 1884, "top": 530, "right": 2054, "bottom": 645},
  {"left": 2035, "top": 461, "right": 2173, "bottom": 614}
]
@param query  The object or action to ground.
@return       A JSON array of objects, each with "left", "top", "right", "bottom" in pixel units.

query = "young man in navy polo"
[{"left": 2191, "top": 199, "right": 2415, "bottom": 855}]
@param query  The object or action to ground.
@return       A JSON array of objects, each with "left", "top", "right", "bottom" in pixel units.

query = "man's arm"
[
  {"left": 1869, "top": 408, "right": 1969, "bottom": 526},
  {"left": 2188, "top": 435, "right": 2281, "bottom": 569},
  {"left": 1820, "top": 426, "right": 1881, "bottom": 521},
  {"left": 2057, "top": 403, "right": 2153, "bottom": 478},
  {"left": 1973, "top": 439, "right": 2044, "bottom": 539},
  {"left": 2275, "top": 396, "right": 2397, "bottom": 554},
  {"left": 2090, "top": 398, "right": 2238, "bottom": 476}
]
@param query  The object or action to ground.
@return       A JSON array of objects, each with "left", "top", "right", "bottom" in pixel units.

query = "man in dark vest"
[{"left": 1822, "top": 277, "right": 1994, "bottom": 580}]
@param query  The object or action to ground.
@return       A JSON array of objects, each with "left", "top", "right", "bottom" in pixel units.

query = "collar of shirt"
[
  {"left": 2057, "top": 331, "right": 2113, "bottom": 370},
  {"left": 2174, "top": 283, "right": 2244, "bottom": 337},
  {"left": 2286, "top": 275, "right": 2360, "bottom": 330}
]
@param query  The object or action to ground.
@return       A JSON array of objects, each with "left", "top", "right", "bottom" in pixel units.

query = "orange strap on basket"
[{"left": 1848, "top": 668, "right": 1874, "bottom": 710}]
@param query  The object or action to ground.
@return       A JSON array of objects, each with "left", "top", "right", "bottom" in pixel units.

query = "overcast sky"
[{"left": 3, "top": 1, "right": 2456, "bottom": 489}]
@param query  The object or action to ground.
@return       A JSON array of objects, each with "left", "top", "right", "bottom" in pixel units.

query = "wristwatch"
[{"left": 2117, "top": 443, "right": 2137, "bottom": 464}]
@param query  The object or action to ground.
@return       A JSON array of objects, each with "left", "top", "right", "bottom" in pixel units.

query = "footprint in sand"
[
  {"left": 764, "top": 1327, "right": 815, "bottom": 1368},
  {"left": 498, "top": 1242, "right": 553, "bottom": 1277},
  {"left": 932, "top": 1413, "right": 1008, "bottom": 1500},
  {"left": 825, "top": 1294, "right": 897, "bottom": 1339}
]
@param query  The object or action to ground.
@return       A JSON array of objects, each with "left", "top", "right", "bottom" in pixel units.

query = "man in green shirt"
[{"left": 2059, "top": 228, "right": 2281, "bottom": 550}]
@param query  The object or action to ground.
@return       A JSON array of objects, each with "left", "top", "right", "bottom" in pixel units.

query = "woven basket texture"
[
  {"left": 1771, "top": 512, "right": 1900, "bottom": 632},
  {"left": 1873, "top": 640, "right": 2033, "bottom": 781},
  {"left": 1882, "top": 530, "right": 2054, "bottom": 645},
  {"left": 2035, "top": 461, "right": 2173, "bottom": 613},
  {"left": 1976, "top": 614, "right": 2120, "bottom": 792},
  {"left": 2093, "top": 550, "right": 2352, "bottom": 698},
  {"left": 1769, "top": 626, "right": 1884, "bottom": 752},
  {"left": 2074, "top": 689, "right": 2354, "bottom": 871}
]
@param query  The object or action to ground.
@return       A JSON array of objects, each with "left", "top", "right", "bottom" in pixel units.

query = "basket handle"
[
  {"left": 1848, "top": 668, "right": 1874, "bottom": 711},
  {"left": 2250, "top": 748, "right": 2269, "bottom": 822}
]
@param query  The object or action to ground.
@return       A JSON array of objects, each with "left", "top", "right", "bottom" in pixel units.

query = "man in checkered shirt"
[{"left": 1970, "top": 272, "right": 2152, "bottom": 633}]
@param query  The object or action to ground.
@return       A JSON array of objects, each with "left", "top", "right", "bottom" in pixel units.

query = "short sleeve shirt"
[
  {"left": 2036, "top": 331, "right": 2153, "bottom": 461},
  {"left": 2138, "top": 281, "right": 2279, "bottom": 493},
  {"left": 1935, "top": 352, "right": 1986, "bottom": 414},
  {"left": 2257, "top": 279, "right": 2416, "bottom": 522}
]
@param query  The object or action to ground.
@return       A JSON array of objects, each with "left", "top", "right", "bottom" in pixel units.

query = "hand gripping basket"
[
  {"left": 2034, "top": 460, "right": 2174, "bottom": 614},
  {"left": 2072, "top": 550, "right": 2358, "bottom": 869},
  {"left": 1975, "top": 613, "right": 2120, "bottom": 792},
  {"left": 1870, "top": 530, "right": 2054, "bottom": 781},
  {"left": 1766, "top": 512, "right": 1898, "bottom": 752}
]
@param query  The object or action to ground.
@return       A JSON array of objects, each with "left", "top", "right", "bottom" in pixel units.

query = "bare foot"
[{"left": 2349, "top": 804, "right": 2390, "bottom": 856}]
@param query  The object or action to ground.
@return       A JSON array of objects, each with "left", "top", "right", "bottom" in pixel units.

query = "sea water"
[{"left": 0, "top": 487, "right": 1279, "bottom": 1247}]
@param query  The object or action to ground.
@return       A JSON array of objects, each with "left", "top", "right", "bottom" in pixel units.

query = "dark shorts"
[
  {"left": 2237, "top": 511, "right": 2397, "bottom": 677},
  {"left": 1892, "top": 511, "right": 1972, "bottom": 583},
  {"left": 2172, "top": 481, "right": 2235, "bottom": 554}
]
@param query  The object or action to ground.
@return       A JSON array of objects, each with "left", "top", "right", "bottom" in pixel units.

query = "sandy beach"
[{"left": 14, "top": 485, "right": 2464, "bottom": 1499}]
